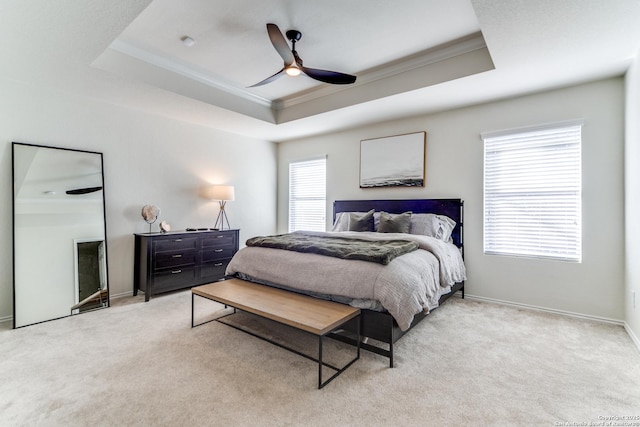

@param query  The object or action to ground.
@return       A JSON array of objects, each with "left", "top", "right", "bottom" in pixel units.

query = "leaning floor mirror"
[{"left": 12, "top": 142, "right": 109, "bottom": 328}]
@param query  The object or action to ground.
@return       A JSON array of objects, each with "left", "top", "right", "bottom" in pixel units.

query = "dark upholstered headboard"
[{"left": 333, "top": 199, "right": 464, "bottom": 249}]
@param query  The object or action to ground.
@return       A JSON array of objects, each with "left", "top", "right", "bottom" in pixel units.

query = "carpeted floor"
[{"left": 1, "top": 290, "right": 639, "bottom": 426}]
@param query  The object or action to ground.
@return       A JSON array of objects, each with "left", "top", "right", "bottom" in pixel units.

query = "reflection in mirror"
[{"left": 12, "top": 142, "right": 109, "bottom": 328}]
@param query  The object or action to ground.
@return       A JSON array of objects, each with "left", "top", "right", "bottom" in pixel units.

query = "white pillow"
[
  {"left": 331, "top": 211, "right": 366, "bottom": 231},
  {"left": 409, "top": 213, "right": 456, "bottom": 241}
]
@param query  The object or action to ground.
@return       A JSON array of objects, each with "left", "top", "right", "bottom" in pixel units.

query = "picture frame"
[{"left": 359, "top": 131, "right": 426, "bottom": 188}]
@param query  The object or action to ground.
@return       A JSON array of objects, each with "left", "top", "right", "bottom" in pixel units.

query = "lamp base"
[{"left": 214, "top": 201, "right": 231, "bottom": 230}]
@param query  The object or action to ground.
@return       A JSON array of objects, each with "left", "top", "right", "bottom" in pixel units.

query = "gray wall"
[
  {"left": 0, "top": 76, "right": 277, "bottom": 321},
  {"left": 625, "top": 50, "right": 640, "bottom": 346},
  {"left": 277, "top": 78, "right": 624, "bottom": 322}
]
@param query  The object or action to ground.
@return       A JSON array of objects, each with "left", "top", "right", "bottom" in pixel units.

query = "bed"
[{"left": 225, "top": 199, "right": 466, "bottom": 367}]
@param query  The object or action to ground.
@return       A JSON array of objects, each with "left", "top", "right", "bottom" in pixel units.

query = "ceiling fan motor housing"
[{"left": 285, "top": 30, "right": 302, "bottom": 43}]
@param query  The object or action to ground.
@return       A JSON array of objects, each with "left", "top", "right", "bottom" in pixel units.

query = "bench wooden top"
[{"left": 192, "top": 278, "right": 360, "bottom": 335}]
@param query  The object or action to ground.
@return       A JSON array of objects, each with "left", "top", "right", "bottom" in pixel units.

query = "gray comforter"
[
  {"left": 246, "top": 233, "right": 418, "bottom": 264},
  {"left": 226, "top": 231, "right": 467, "bottom": 331}
]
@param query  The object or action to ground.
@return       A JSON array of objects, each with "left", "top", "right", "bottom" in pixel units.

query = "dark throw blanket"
[{"left": 245, "top": 233, "right": 419, "bottom": 265}]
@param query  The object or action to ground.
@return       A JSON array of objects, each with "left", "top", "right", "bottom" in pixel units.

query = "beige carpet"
[{"left": 1, "top": 290, "right": 639, "bottom": 426}]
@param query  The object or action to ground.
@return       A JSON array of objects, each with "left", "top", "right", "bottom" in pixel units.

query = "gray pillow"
[
  {"left": 348, "top": 209, "right": 375, "bottom": 232},
  {"left": 377, "top": 211, "right": 412, "bottom": 233}
]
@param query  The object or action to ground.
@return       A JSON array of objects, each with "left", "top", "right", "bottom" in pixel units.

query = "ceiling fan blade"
[
  {"left": 266, "top": 23, "right": 294, "bottom": 65},
  {"left": 301, "top": 67, "right": 357, "bottom": 85},
  {"left": 247, "top": 68, "right": 286, "bottom": 87},
  {"left": 66, "top": 186, "right": 103, "bottom": 195}
]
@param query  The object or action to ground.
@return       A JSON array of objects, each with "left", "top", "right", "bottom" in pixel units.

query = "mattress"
[{"left": 226, "top": 231, "right": 466, "bottom": 331}]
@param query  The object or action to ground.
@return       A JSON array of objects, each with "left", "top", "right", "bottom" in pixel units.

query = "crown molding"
[
  {"left": 109, "top": 39, "right": 273, "bottom": 108},
  {"left": 108, "top": 32, "right": 487, "bottom": 117},
  {"left": 272, "top": 32, "right": 487, "bottom": 111}
]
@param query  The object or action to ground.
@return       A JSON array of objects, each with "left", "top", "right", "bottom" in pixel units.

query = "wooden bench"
[{"left": 191, "top": 278, "right": 361, "bottom": 389}]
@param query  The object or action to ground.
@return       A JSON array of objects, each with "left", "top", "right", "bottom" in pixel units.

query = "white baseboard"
[
  {"left": 464, "top": 293, "right": 624, "bottom": 325},
  {"left": 624, "top": 323, "right": 640, "bottom": 354},
  {"left": 109, "top": 290, "right": 134, "bottom": 299},
  {"left": 0, "top": 291, "right": 134, "bottom": 325}
]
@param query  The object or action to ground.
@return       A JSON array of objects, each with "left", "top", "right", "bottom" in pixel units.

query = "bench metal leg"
[
  {"left": 192, "top": 292, "right": 235, "bottom": 328},
  {"left": 317, "top": 316, "right": 360, "bottom": 389},
  {"left": 193, "top": 291, "right": 360, "bottom": 389},
  {"left": 318, "top": 336, "right": 323, "bottom": 389}
]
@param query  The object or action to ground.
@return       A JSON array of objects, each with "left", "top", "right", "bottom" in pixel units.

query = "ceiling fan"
[
  {"left": 66, "top": 186, "right": 103, "bottom": 195},
  {"left": 248, "top": 23, "right": 357, "bottom": 87}
]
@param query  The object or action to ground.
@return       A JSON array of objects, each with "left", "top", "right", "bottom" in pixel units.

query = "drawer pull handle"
[
  {"left": 214, "top": 263, "right": 223, "bottom": 267},
  {"left": 172, "top": 239, "right": 183, "bottom": 242},
  {"left": 172, "top": 254, "right": 183, "bottom": 258},
  {"left": 171, "top": 269, "right": 182, "bottom": 274},
  {"left": 214, "top": 249, "right": 223, "bottom": 253},
  {"left": 216, "top": 235, "right": 225, "bottom": 238}
]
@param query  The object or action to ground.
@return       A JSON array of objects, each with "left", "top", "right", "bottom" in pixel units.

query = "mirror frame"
[{"left": 12, "top": 142, "right": 110, "bottom": 328}]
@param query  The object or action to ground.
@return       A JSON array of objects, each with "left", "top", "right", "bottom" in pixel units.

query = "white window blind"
[
  {"left": 289, "top": 157, "right": 326, "bottom": 232},
  {"left": 483, "top": 121, "right": 582, "bottom": 261}
]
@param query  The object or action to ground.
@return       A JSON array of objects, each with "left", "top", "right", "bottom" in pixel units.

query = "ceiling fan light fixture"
[{"left": 285, "top": 64, "right": 301, "bottom": 76}]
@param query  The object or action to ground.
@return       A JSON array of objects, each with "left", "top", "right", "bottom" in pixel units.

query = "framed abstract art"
[{"left": 359, "top": 131, "right": 426, "bottom": 188}]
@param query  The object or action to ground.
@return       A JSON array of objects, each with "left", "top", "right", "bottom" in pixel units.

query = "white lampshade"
[{"left": 205, "top": 185, "right": 235, "bottom": 201}]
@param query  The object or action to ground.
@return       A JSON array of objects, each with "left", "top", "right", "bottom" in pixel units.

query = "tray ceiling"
[
  {"left": 1, "top": 0, "right": 639, "bottom": 141},
  {"left": 93, "top": 0, "right": 493, "bottom": 124}
]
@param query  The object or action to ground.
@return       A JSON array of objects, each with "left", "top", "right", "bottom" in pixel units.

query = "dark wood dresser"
[{"left": 133, "top": 229, "right": 239, "bottom": 301}]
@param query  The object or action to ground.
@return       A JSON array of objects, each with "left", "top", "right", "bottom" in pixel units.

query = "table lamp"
[{"left": 205, "top": 185, "right": 234, "bottom": 230}]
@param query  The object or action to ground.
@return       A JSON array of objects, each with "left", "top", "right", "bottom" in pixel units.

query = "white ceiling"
[
  {"left": 14, "top": 144, "right": 103, "bottom": 203},
  {"left": 1, "top": 0, "right": 640, "bottom": 142}
]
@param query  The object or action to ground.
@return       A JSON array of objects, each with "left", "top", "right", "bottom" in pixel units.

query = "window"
[
  {"left": 482, "top": 121, "right": 582, "bottom": 261},
  {"left": 288, "top": 157, "right": 326, "bottom": 232}
]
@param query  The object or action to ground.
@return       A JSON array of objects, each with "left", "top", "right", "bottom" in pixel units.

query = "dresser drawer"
[
  {"left": 154, "top": 237, "right": 198, "bottom": 253},
  {"left": 154, "top": 250, "right": 197, "bottom": 270},
  {"left": 202, "top": 233, "right": 236, "bottom": 247},
  {"left": 202, "top": 246, "right": 235, "bottom": 263},
  {"left": 200, "top": 260, "right": 230, "bottom": 282},
  {"left": 154, "top": 266, "right": 198, "bottom": 292}
]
